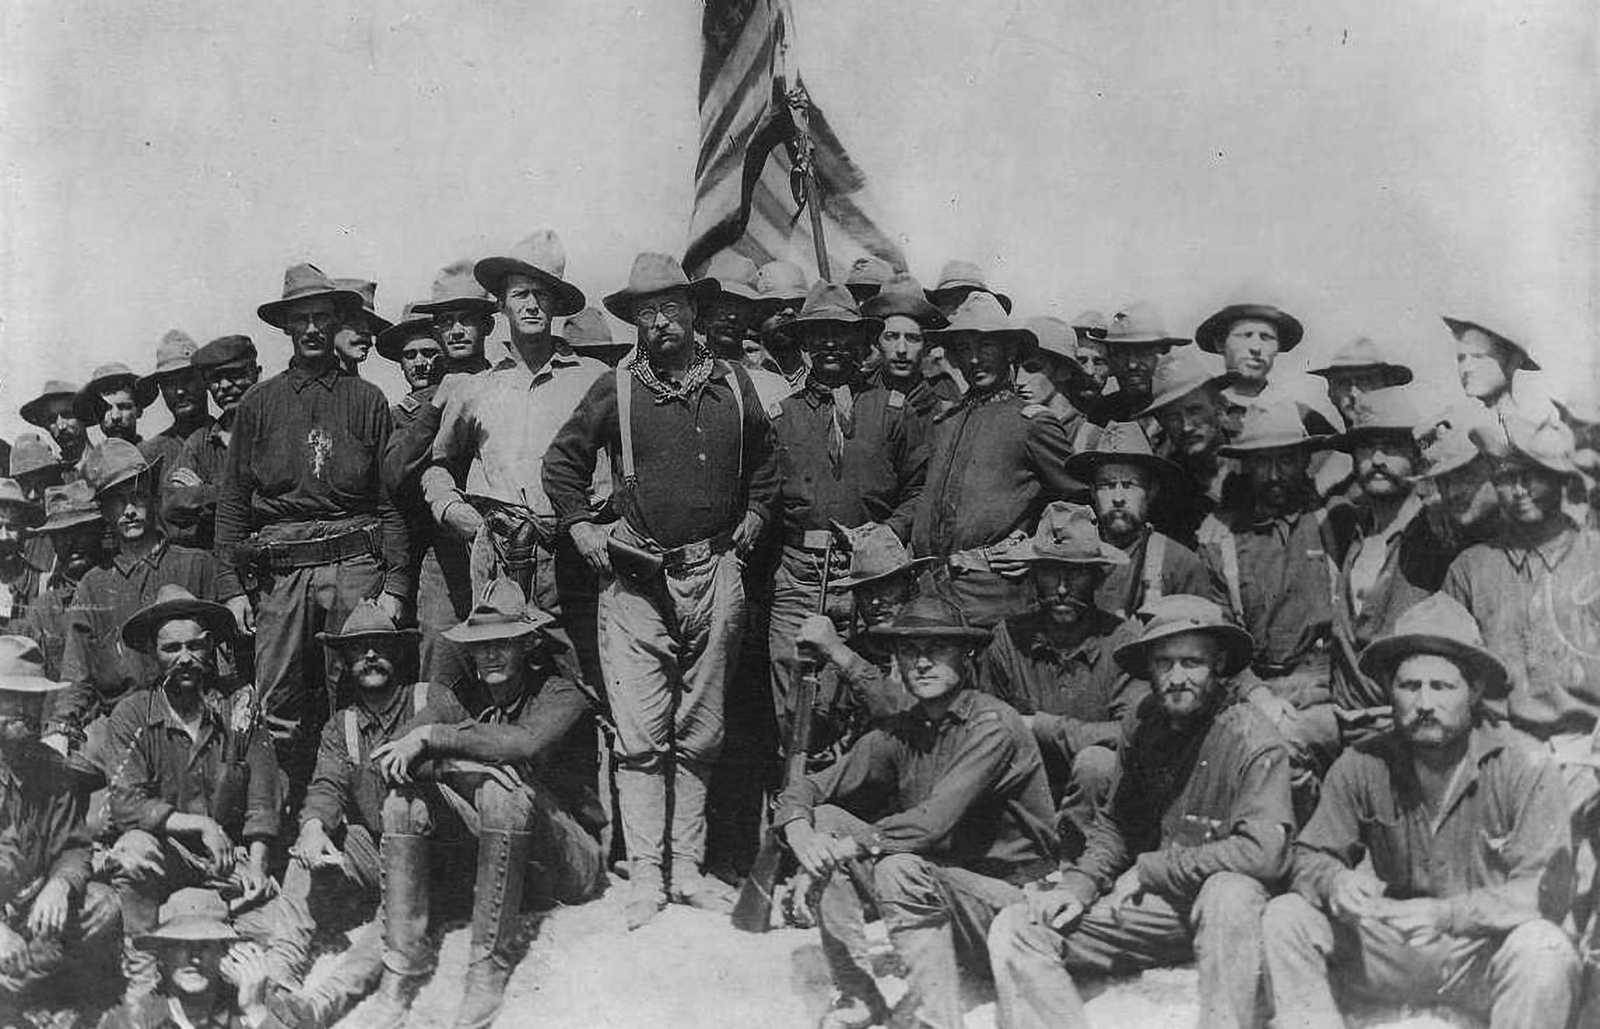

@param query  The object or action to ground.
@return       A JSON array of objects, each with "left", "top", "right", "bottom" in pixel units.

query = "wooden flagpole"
[{"left": 777, "top": 1, "right": 832, "bottom": 281}]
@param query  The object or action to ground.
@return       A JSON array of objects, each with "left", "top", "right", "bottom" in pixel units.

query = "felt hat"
[
  {"left": 334, "top": 278, "right": 393, "bottom": 335},
  {"left": 1307, "top": 335, "right": 1414, "bottom": 386},
  {"left": 1358, "top": 593, "right": 1509, "bottom": 699},
  {"left": 475, "top": 231, "right": 586, "bottom": 315},
  {"left": 704, "top": 251, "right": 763, "bottom": 302},
  {"left": 832, "top": 522, "right": 941, "bottom": 589},
  {"left": 1136, "top": 346, "right": 1234, "bottom": 417},
  {"left": 1103, "top": 302, "right": 1188, "bottom": 348},
  {"left": 1498, "top": 415, "right": 1582, "bottom": 478},
  {"left": 1064, "top": 421, "right": 1193, "bottom": 497},
  {"left": 1329, "top": 386, "right": 1428, "bottom": 451},
  {"left": 192, "top": 335, "right": 257, "bottom": 370},
  {"left": 35, "top": 481, "right": 101, "bottom": 534},
  {"left": 121, "top": 584, "right": 236, "bottom": 654},
  {"left": 316, "top": 598, "right": 420, "bottom": 645},
  {"left": 412, "top": 259, "right": 498, "bottom": 318},
  {"left": 1412, "top": 410, "right": 1488, "bottom": 481},
  {"left": 860, "top": 273, "right": 948, "bottom": 329},
  {"left": 562, "top": 307, "right": 635, "bottom": 360},
  {"left": 1021, "top": 502, "right": 1129, "bottom": 567},
  {"left": 134, "top": 330, "right": 203, "bottom": 407},
  {"left": 769, "top": 282, "right": 883, "bottom": 346},
  {"left": 928, "top": 292, "right": 1037, "bottom": 353},
  {"left": 1194, "top": 297, "right": 1304, "bottom": 354},
  {"left": 73, "top": 363, "right": 142, "bottom": 424},
  {"left": 1441, "top": 315, "right": 1539, "bottom": 372},
  {"left": 1113, "top": 594, "right": 1254, "bottom": 678},
  {"left": 1070, "top": 309, "right": 1109, "bottom": 340},
  {"left": 442, "top": 578, "right": 555, "bottom": 644},
  {"left": 750, "top": 261, "right": 811, "bottom": 324},
  {"left": 1218, "top": 403, "right": 1329, "bottom": 456},
  {"left": 603, "top": 252, "right": 720, "bottom": 323},
  {"left": 1022, "top": 316, "right": 1087, "bottom": 371},
  {"left": 257, "top": 263, "right": 365, "bottom": 330},
  {"left": 845, "top": 256, "right": 896, "bottom": 302},
  {"left": 375, "top": 302, "right": 438, "bottom": 363},
  {"left": 867, "top": 592, "right": 991, "bottom": 644},
  {"left": 138, "top": 888, "right": 241, "bottom": 945},
  {"left": 0, "top": 479, "right": 43, "bottom": 527},
  {"left": 9, "top": 433, "right": 58, "bottom": 480},
  {"left": 0, "top": 636, "right": 68, "bottom": 696},
  {"left": 81, "top": 439, "right": 160, "bottom": 497},
  {"left": 925, "top": 260, "right": 1011, "bottom": 314},
  {"left": 20, "top": 381, "right": 82, "bottom": 428}
]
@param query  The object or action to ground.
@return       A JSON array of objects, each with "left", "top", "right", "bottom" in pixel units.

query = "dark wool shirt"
[
  {"left": 1291, "top": 723, "right": 1572, "bottom": 936},
  {"left": 772, "top": 379, "right": 928, "bottom": 542},
  {"left": 1062, "top": 694, "right": 1293, "bottom": 906},
  {"left": 544, "top": 360, "right": 779, "bottom": 549},
  {"left": 213, "top": 360, "right": 409, "bottom": 599},
  {"left": 775, "top": 688, "right": 1058, "bottom": 884},
  {"left": 0, "top": 743, "right": 93, "bottom": 899},
  {"left": 139, "top": 417, "right": 213, "bottom": 481},
  {"left": 1094, "top": 526, "right": 1217, "bottom": 619},
  {"left": 22, "top": 576, "right": 77, "bottom": 679},
  {"left": 165, "top": 420, "right": 231, "bottom": 549},
  {"left": 910, "top": 390, "right": 1083, "bottom": 558},
  {"left": 299, "top": 682, "right": 440, "bottom": 834}
]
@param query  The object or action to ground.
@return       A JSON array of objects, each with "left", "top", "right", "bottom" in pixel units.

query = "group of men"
[{"left": 2, "top": 236, "right": 1598, "bottom": 1029}]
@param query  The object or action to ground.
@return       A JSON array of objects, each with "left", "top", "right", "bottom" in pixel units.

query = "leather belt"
[
  {"left": 947, "top": 546, "right": 992, "bottom": 574},
  {"left": 660, "top": 532, "right": 734, "bottom": 573},
  {"left": 783, "top": 528, "right": 835, "bottom": 550},
  {"left": 244, "top": 525, "right": 380, "bottom": 573}
]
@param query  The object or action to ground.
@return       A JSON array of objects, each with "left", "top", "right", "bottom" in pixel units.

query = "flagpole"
[{"left": 776, "top": 0, "right": 832, "bottom": 281}]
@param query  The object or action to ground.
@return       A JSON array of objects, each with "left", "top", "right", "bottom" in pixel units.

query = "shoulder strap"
[
  {"left": 616, "top": 365, "right": 637, "bottom": 486},
  {"left": 1142, "top": 532, "right": 1167, "bottom": 605},
  {"left": 413, "top": 682, "right": 430, "bottom": 713},
  {"left": 1217, "top": 525, "right": 1243, "bottom": 618},
  {"left": 726, "top": 362, "right": 746, "bottom": 477},
  {"left": 344, "top": 709, "right": 360, "bottom": 764}
]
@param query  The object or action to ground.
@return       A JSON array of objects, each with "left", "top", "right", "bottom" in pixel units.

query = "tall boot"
[
  {"left": 353, "top": 833, "right": 430, "bottom": 1029},
  {"left": 668, "top": 758, "right": 736, "bottom": 912},
  {"left": 615, "top": 765, "right": 668, "bottom": 929},
  {"left": 451, "top": 830, "right": 533, "bottom": 1029}
]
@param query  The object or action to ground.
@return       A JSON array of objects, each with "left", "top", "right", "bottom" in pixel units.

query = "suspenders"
[{"left": 614, "top": 360, "right": 748, "bottom": 505}]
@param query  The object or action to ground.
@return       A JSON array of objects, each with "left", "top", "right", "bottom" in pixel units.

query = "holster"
[{"left": 606, "top": 537, "right": 664, "bottom": 584}]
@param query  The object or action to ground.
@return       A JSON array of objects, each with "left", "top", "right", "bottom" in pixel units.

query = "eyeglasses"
[
  {"left": 634, "top": 301, "right": 683, "bottom": 324},
  {"left": 284, "top": 311, "right": 340, "bottom": 331}
]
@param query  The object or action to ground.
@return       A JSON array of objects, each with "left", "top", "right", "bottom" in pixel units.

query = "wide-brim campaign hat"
[
  {"left": 752, "top": 260, "right": 811, "bottom": 305},
  {"left": 1021, "top": 502, "right": 1129, "bottom": 568},
  {"left": 192, "top": 335, "right": 257, "bottom": 370},
  {"left": 1329, "top": 386, "right": 1427, "bottom": 451},
  {"left": 1218, "top": 404, "right": 1330, "bottom": 456},
  {"left": 122, "top": 584, "right": 237, "bottom": 654},
  {"left": 604, "top": 252, "right": 720, "bottom": 323},
  {"left": 316, "top": 598, "right": 420, "bottom": 644},
  {"left": 475, "top": 230, "right": 586, "bottom": 315},
  {"left": 1195, "top": 300, "right": 1305, "bottom": 354},
  {"left": 769, "top": 282, "right": 883, "bottom": 346},
  {"left": 562, "top": 306, "right": 633, "bottom": 352},
  {"left": 1070, "top": 309, "right": 1109, "bottom": 340},
  {"left": 1103, "top": 302, "right": 1189, "bottom": 348},
  {"left": 1441, "top": 315, "right": 1539, "bottom": 372},
  {"left": 867, "top": 592, "right": 991, "bottom": 644},
  {"left": 1136, "top": 346, "right": 1234, "bottom": 417},
  {"left": 414, "top": 259, "right": 499, "bottom": 317},
  {"left": 1063, "top": 421, "right": 1193, "bottom": 496},
  {"left": 1412, "top": 410, "right": 1488, "bottom": 481},
  {"left": 1497, "top": 414, "right": 1582, "bottom": 478},
  {"left": 137, "top": 889, "right": 241, "bottom": 945},
  {"left": 860, "top": 273, "right": 949, "bottom": 329},
  {"left": 703, "top": 251, "right": 763, "bottom": 302},
  {"left": 134, "top": 330, "right": 202, "bottom": 408},
  {"left": 0, "top": 479, "right": 44, "bottom": 528},
  {"left": 334, "top": 278, "right": 393, "bottom": 335},
  {"left": 1358, "top": 594, "right": 1509, "bottom": 699},
  {"left": 1113, "top": 595, "right": 1254, "bottom": 678},
  {"left": 831, "top": 522, "right": 941, "bottom": 589},
  {"left": 73, "top": 363, "right": 142, "bottom": 424},
  {"left": 376, "top": 302, "right": 438, "bottom": 363},
  {"left": 8, "top": 433, "right": 58, "bottom": 480},
  {"left": 20, "top": 381, "right": 83, "bottom": 428},
  {"left": 442, "top": 578, "right": 555, "bottom": 643},
  {"left": 1022, "top": 316, "right": 1088, "bottom": 373},
  {"left": 81, "top": 439, "right": 160, "bottom": 497},
  {"left": 257, "top": 262, "right": 366, "bottom": 330},
  {"left": 928, "top": 292, "right": 1036, "bottom": 353},
  {"left": 36, "top": 481, "right": 101, "bottom": 533},
  {"left": 925, "top": 260, "right": 1012, "bottom": 314},
  {"left": 0, "top": 636, "right": 68, "bottom": 696},
  {"left": 844, "top": 255, "right": 896, "bottom": 302},
  {"left": 1307, "top": 335, "right": 1414, "bottom": 386}
]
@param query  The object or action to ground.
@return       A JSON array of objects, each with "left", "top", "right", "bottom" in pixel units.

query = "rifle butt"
[{"left": 730, "top": 832, "right": 784, "bottom": 932}]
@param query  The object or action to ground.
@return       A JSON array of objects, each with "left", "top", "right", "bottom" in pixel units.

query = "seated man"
[
  {"left": 976, "top": 502, "right": 1144, "bottom": 855},
  {"left": 362, "top": 578, "right": 606, "bottom": 1029},
  {"left": 987, "top": 595, "right": 1291, "bottom": 1029},
  {"left": 0, "top": 636, "right": 119, "bottom": 1005},
  {"left": 777, "top": 594, "right": 1057, "bottom": 1029},
  {"left": 1263, "top": 594, "right": 1579, "bottom": 1028},
  {"left": 103, "top": 586, "right": 280, "bottom": 1000}
]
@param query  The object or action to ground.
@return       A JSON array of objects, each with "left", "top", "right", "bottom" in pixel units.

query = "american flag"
[{"left": 685, "top": 0, "right": 905, "bottom": 279}]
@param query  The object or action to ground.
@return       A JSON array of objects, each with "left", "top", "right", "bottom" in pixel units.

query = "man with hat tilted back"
[
  {"left": 545, "top": 251, "right": 779, "bottom": 928},
  {"left": 0, "top": 636, "right": 120, "bottom": 1006},
  {"left": 77, "top": 363, "right": 145, "bottom": 447},
  {"left": 777, "top": 593, "right": 1056, "bottom": 1029},
  {"left": 103, "top": 585, "right": 281, "bottom": 1001},
  {"left": 976, "top": 502, "right": 1144, "bottom": 855},
  {"left": 1262, "top": 594, "right": 1579, "bottom": 1029},
  {"left": 987, "top": 595, "right": 1290, "bottom": 1029},
  {"left": 20, "top": 380, "right": 89, "bottom": 479},
  {"left": 908, "top": 292, "right": 1082, "bottom": 628},
  {"left": 165, "top": 335, "right": 261, "bottom": 552},
  {"left": 766, "top": 282, "right": 928, "bottom": 736},
  {"left": 214, "top": 263, "right": 409, "bottom": 796},
  {"left": 20, "top": 481, "right": 105, "bottom": 677},
  {"left": 134, "top": 331, "right": 214, "bottom": 477},
  {"left": 860, "top": 272, "right": 957, "bottom": 418},
  {"left": 361, "top": 578, "right": 605, "bottom": 1029}
]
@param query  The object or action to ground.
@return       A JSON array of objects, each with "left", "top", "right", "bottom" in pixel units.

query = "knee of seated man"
[
  {"left": 1071, "top": 746, "right": 1117, "bottom": 793},
  {"left": 107, "top": 829, "right": 166, "bottom": 883},
  {"left": 871, "top": 853, "right": 941, "bottom": 910},
  {"left": 380, "top": 789, "right": 432, "bottom": 835},
  {"left": 985, "top": 900, "right": 1051, "bottom": 960},
  {"left": 1192, "top": 872, "right": 1268, "bottom": 932},
  {"left": 1260, "top": 891, "right": 1324, "bottom": 949},
  {"left": 1497, "top": 919, "right": 1579, "bottom": 980},
  {"left": 475, "top": 779, "right": 535, "bottom": 829}
]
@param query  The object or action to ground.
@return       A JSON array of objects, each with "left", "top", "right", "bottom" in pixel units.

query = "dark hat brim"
[
  {"left": 1114, "top": 622, "right": 1255, "bottom": 678},
  {"left": 441, "top": 613, "right": 555, "bottom": 644},
  {"left": 375, "top": 317, "right": 439, "bottom": 363},
  {"left": 835, "top": 555, "right": 942, "bottom": 590},
  {"left": 74, "top": 376, "right": 142, "bottom": 423},
  {"left": 1306, "top": 362, "right": 1414, "bottom": 386},
  {"left": 1061, "top": 450, "right": 1194, "bottom": 497},
  {"left": 931, "top": 327, "right": 1037, "bottom": 353},
  {"left": 1328, "top": 424, "right": 1421, "bottom": 453},
  {"left": 411, "top": 297, "right": 499, "bottom": 317},
  {"left": 36, "top": 509, "right": 103, "bottom": 534},
  {"left": 925, "top": 285, "right": 1013, "bottom": 315},
  {"left": 91, "top": 455, "right": 164, "bottom": 499},
  {"left": 256, "top": 287, "right": 367, "bottom": 331},
  {"left": 1136, "top": 372, "right": 1237, "bottom": 418},
  {"left": 315, "top": 626, "right": 422, "bottom": 645},
  {"left": 845, "top": 283, "right": 883, "bottom": 302},
  {"left": 1195, "top": 304, "right": 1305, "bottom": 354},
  {"left": 474, "top": 258, "right": 586, "bottom": 316},
  {"left": 1358, "top": 632, "right": 1510, "bottom": 699},
  {"left": 122, "top": 596, "right": 236, "bottom": 654},
  {"left": 603, "top": 277, "right": 720, "bottom": 323},
  {"left": 867, "top": 623, "right": 992, "bottom": 644},
  {"left": 20, "top": 389, "right": 79, "bottom": 428},
  {"left": 772, "top": 314, "right": 884, "bottom": 347},
  {"left": 134, "top": 366, "right": 201, "bottom": 410},
  {"left": 138, "top": 918, "right": 242, "bottom": 945},
  {"left": 1441, "top": 317, "right": 1539, "bottom": 372},
  {"left": 1218, "top": 434, "right": 1330, "bottom": 457},
  {"left": 861, "top": 292, "right": 949, "bottom": 329}
]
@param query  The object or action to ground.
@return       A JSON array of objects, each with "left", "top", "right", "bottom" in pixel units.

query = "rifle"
[{"left": 732, "top": 539, "right": 833, "bottom": 933}]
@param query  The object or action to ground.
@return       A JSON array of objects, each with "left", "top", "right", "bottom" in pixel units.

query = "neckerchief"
[
  {"left": 806, "top": 375, "right": 858, "bottom": 476},
  {"left": 632, "top": 343, "right": 715, "bottom": 404}
]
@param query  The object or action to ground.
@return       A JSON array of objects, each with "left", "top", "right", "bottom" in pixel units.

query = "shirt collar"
[
  {"left": 910, "top": 687, "right": 979, "bottom": 728},
  {"left": 1385, "top": 720, "right": 1507, "bottom": 812},
  {"left": 354, "top": 682, "right": 418, "bottom": 733},
  {"left": 113, "top": 537, "right": 170, "bottom": 576},
  {"left": 287, "top": 359, "right": 343, "bottom": 392},
  {"left": 1021, "top": 610, "right": 1120, "bottom": 665},
  {"left": 1357, "top": 491, "right": 1425, "bottom": 543},
  {"left": 151, "top": 687, "right": 226, "bottom": 734},
  {"left": 1501, "top": 517, "right": 1578, "bottom": 574}
]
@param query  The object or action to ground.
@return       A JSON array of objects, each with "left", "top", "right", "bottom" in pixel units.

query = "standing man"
[
  {"left": 1093, "top": 302, "right": 1186, "bottom": 426},
  {"left": 331, "top": 278, "right": 389, "bottom": 374},
  {"left": 924, "top": 259, "right": 1011, "bottom": 316},
  {"left": 860, "top": 272, "right": 955, "bottom": 416},
  {"left": 134, "top": 330, "right": 212, "bottom": 475},
  {"left": 376, "top": 302, "right": 442, "bottom": 396},
  {"left": 21, "top": 482, "right": 104, "bottom": 677},
  {"left": 986, "top": 595, "right": 1291, "bottom": 1029},
  {"left": 20, "top": 380, "right": 88, "bottom": 478},
  {"left": 10, "top": 434, "right": 66, "bottom": 504},
  {"left": 1069, "top": 309, "right": 1111, "bottom": 397},
  {"left": 843, "top": 255, "right": 894, "bottom": 303},
  {"left": 1193, "top": 293, "right": 1304, "bottom": 407},
  {"left": 0, "top": 479, "right": 46, "bottom": 636},
  {"left": 1263, "top": 594, "right": 1578, "bottom": 1029},
  {"left": 698, "top": 251, "right": 764, "bottom": 363},
  {"left": 545, "top": 252, "right": 778, "bottom": 928},
  {"left": 752, "top": 260, "right": 812, "bottom": 393},
  {"left": 1444, "top": 313, "right": 1541, "bottom": 420},
  {"left": 1015, "top": 317, "right": 1099, "bottom": 441},
  {"left": 1136, "top": 345, "right": 1238, "bottom": 519},
  {"left": 910, "top": 293, "right": 1081, "bottom": 628},
  {"left": 561, "top": 307, "right": 635, "bottom": 368},
  {"left": 165, "top": 335, "right": 262, "bottom": 551},
  {"left": 214, "top": 263, "right": 409, "bottom": 792},
  {"left": 1308, "top": 335, "right": 1414, "bottom": 428},
  {"left": 76, "top": 363, "right": 144, "bottom": 445}
]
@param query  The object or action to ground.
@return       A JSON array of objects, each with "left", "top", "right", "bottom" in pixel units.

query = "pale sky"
[{"left": 1, "top": 0, "right": 1594, "bottom": 442}]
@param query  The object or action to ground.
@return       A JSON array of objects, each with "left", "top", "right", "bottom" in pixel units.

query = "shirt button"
[{"left": 698, "top": 453, "right": 707, "bottom": 462}]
